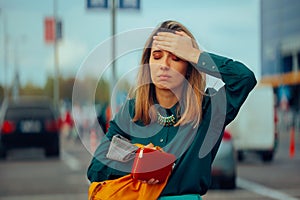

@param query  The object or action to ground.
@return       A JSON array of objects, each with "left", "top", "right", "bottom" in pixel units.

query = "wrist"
[{"left": 190, "top": 48, "right": 202, "bottom": 64}]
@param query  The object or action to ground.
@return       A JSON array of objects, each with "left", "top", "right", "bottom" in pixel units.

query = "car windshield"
[{"left": 5, "top": 108, "right": 54, "bottom": 120}]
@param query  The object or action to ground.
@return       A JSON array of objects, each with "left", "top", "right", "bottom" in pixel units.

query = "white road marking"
[
  {"left": 237, "top": 177, "right": 299, "bottom": 200},
  {"left": 61, "top": 150, "right": 91, "bottom": 185},
  {"left": 61, "top": 150, "right": 81, "bottom": 171}
]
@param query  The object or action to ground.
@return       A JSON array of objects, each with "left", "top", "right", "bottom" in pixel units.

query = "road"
[
  {"left": 0, "top": 130, "right": 299, "bottom": 200},
  {"left": 204, "top": 129, "right": 300, "bottom": 200},
  {"left": 0, "top": 136, "right": 90, "bottom": 200}
]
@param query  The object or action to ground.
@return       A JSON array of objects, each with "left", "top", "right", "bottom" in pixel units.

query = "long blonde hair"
[{"left": 131, "top": 20, "right": 206, "bottom": 127}]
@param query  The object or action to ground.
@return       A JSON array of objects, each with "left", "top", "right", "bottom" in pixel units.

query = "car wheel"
[
  {"left": 45, "top": 141, "right": 60, "bottom": 158},
  {"left": 220, "top": 175, "right": 236, "bottom": 189},
  {"left": 0, "top": 145, "right": 7, "bottom": 159},
  {"left": 237, "top": 150, "right": 245, "bottom": 162},
  {"left": 261, "top": 150, "right": 274, "bottom": 162}
]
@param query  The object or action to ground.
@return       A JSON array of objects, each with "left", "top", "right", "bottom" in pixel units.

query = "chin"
[{"left": 154, "top": 83, "right": 170, "bottom": 90}]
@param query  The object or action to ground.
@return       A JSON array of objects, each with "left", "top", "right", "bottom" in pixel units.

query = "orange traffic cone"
[
  {"left": 289, "top": 126, "right": 295, "bottom": 158},
  {"left": 90, "top": 129, "right": 98, "bottom": 154}
]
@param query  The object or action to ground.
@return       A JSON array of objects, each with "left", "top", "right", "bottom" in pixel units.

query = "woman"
[{"left": 87, "top": 20, "right": 257, "bottom": 199}]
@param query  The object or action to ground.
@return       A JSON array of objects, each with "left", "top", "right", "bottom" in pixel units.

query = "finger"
[
  {"left": 147, "top": 178, "right": 155, "bottom": 184},
  {"left": 153, "top": 35, "right": 173, "bottom": 42},
  {"left": 175, "top": 31, "right": 190, "bottom": 38},
  {"left": 157, "top": 32, "right": 176, "bottom": 37},
  {"left": 148, "top": 178, "right": 159, "bottom": 184},
  {"left": 175, "top": 31, "right": 185, "bottom": 36},
  {"left": 155, "top": 44, "right": 173, "bottom": 53},
  {"left": 145, "top": 143, "right": 154, "bottom": 148},
  {"left": 155, "top": 146, "right": 163, "bottom": 151},
  {"left": 155, "top": 32, "right": 178, "bottom": 41},
  {"left": 153, "top": 40, "right": 172, "bottom": 47}
]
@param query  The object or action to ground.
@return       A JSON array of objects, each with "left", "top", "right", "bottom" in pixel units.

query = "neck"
[{"left": 155, "top": 87, "right": 181, "bottom": 109}]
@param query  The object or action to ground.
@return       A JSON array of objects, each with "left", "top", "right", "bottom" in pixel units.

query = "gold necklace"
[{"left": 157, "top": 111, "right": 176, "bottom": 127}]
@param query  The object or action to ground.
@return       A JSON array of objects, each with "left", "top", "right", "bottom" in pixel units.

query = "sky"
[{"left": 0, "top": 0, "right": 260, "bottom": 87}]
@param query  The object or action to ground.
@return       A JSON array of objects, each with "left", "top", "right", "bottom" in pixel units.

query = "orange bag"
[{"left": 88, "top": 174, "right": 169, "bottom": 200}]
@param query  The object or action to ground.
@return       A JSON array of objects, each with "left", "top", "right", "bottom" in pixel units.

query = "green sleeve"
[
  {"left": 196, "top": 52, "right": 257, "bottom": 125},
  {"left": 87, "top": 119, "right": 132, "bottom": 182}
]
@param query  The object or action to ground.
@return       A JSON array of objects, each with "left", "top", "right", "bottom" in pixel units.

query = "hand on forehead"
[
  {"left": 152, "top": 30, "right": 198, "bottom": 63},
  {"left": 155, "top": 31, "right": 189, "bottom": 39}
]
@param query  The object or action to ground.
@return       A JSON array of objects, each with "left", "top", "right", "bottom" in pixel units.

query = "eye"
[
  {"left": 152, "top": 51, "right": 163, "bottom": 60},
  {"left": 171, "top": 54, "right": 181, "bottom": 61}
]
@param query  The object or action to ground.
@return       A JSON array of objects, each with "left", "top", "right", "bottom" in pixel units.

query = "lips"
[
  {"left": 158, "top": 74, "right": 171, "bottom": 80},
  {"left": 158, "top": 74, "right": 171, "bottom": 78}
]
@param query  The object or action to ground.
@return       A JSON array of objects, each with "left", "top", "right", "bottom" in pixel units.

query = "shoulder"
[
  {"left": 121, "top": 98, "right": 136, "bottom": 118},
  {"left": 113, "top": 98, "right": 136, "bottom": 125}
]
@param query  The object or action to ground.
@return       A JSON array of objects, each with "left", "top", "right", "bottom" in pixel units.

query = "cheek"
[
  {"left": 149, "top": 63, "right": 158, "bottom": 81},
  {"left": 171, "top": 64, "right": 188, "bottom": 85},
  {"left": 173, "top": 63, "right": 188, "bottom": 77},
  {"left": 174, "top": 73, "right": 186, "bottom": 86}
]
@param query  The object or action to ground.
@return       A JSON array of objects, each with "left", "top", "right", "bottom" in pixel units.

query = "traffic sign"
[
  {"left": 86, "top": 0, "right": 140, "bottom": 10},
  {"left": 56, "top": 19, "right": 63, "bottom": 40},
  {"left": 44, "top": 17, "right": 55, "bottom": 43},
  {"left": 118, "top": 0, "right": 140, "bottom": 9},
  {"left": 86, "top": 0, "right": 108, "bottom": 9}
]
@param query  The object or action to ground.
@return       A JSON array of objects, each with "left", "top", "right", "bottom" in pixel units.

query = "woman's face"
[{"left": 149, "top": 45, "right": 188, "bottom": 91}]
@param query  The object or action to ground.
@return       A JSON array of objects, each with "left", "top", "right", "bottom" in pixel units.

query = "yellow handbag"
[{"left": 88, "top": 174, "right": 169, "bottom": 200}]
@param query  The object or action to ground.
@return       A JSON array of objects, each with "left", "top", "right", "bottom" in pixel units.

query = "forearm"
[
  {"left": 87, "top": 117, "right": 132, "bottom": 182},
  {"left": 195, "top": 52, "right": 257, "bottom": 124},
  {"left": 87, "top": 134, "right": 130, "bottom": 182}
]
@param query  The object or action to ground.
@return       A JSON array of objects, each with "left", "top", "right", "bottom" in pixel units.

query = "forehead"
[
  {"left": 150, "top": 44, "right": 163, "bottom": 53},
  {"left": 150, "top": 48, "right": 170, "bottom": 56},
  {"left": 149, "top": 44, "right": 175, "bottom": 56}
]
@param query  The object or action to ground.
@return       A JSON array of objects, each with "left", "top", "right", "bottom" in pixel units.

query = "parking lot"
[{"left": 0, "top": 129, "right": 299, "bottom": 200}]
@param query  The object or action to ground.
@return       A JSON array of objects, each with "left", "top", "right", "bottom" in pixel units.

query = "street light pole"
[
  {"left": 12, "top": 38, "right": 22, "bottom": 101},
  {"left": 0, "top": 9, "right": 8, "bottom": 99},
  {"left": 53, "top": 0, "right": 59, "bottom": 107},
  {"left": 110, "top": 0, "right": 117, "bottom": 107},
  {"left": 111, "top": 0, "right": 116, "bottom": 85}
]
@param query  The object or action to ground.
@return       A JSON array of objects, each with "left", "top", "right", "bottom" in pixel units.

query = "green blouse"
[{"left": 87, "top": 52, "right": 257, "bottom": 196}]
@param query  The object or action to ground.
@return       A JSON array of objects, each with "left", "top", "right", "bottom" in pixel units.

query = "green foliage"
[
  {"left": 0, "top": 85, "right": 4, "bottom": 102},
  {"left": 20, "top": 82, "right": 45, "bottom": 96},
  {"left": 0, "top": 75, "right": 132, "bottom": 105},
  {"left": 96, "top": 78, "right": 110, "bottom": 103}
]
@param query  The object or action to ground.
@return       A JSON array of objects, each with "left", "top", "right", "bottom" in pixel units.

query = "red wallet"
[{"left": 131, "top": 147, "right": 176, "bottom": 182}]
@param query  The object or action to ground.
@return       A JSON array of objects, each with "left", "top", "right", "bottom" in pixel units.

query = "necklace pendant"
[{"left": 157, "top": 111, "right": 176, "bottom": 127}]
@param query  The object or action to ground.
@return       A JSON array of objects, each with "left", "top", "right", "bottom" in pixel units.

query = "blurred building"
[{"left": 260, "top": 0, "right": 300, "bottom": 111}]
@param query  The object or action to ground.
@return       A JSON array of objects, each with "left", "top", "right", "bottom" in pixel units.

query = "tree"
[
  {"left": 20, "top": 82, "right": 44, "bottom": 96},
  {"left": 95, "top": 78, "right": 110, "bottom": 104},
  {"left": 60, "top": 77, "right": 75, "bottom": 101},
  {"left": 0, "top": 85, "right": 4, "bottom": 102}
]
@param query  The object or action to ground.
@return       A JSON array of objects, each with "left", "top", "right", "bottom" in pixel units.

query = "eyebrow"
[{"left": 152, "top": 50, "right": 162, "bottom": 53}]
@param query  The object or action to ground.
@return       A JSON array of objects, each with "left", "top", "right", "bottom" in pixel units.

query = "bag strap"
[{"left": 89, "top": 182, "right": 105, "bottom": 200}]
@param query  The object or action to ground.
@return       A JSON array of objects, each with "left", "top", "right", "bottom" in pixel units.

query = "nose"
[{"left": 159, "top": 53, "right": 171, "bottom": 70}]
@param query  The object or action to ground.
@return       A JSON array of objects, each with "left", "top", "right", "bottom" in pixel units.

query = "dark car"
[
  {"left": 0, "top": 96, "right": 60, "bottom": 158},
  {"left": 211, "top": 130, "right": 236, "bottom": 189}
]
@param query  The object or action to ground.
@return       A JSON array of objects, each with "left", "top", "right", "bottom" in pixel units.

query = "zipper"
[
  {"left": 132, "top": 148, "right": 143, "bottom": 177},
  {"left": 138, "top": 148, "right": 144, "bottom": 158}
]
